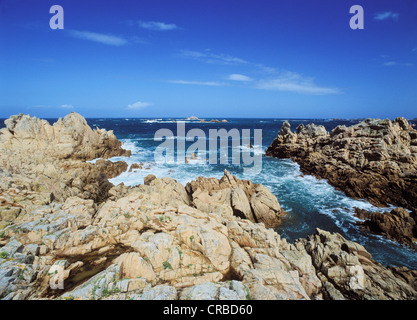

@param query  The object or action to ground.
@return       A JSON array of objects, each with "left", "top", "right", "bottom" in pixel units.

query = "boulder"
[
  {"left": 144, "top": 174, "right": 156, "bottom": 185},
  {"left": 1, "top": 112, "right": 130, "bottom": 161},
  {"left": 0, "top": 113, "right": 130, "bottom": 203},
  {"left": 186, "top": 170, "right": 284, "bottom": 228},
  {"left": 355, "top": 208, "right": 417, "bottom": 249},
  {"left": 250, "top": 184, "right": 283, "bottom": 227}
]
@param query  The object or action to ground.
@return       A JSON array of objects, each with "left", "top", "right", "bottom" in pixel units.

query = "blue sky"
[{"left": 0, "top": 0, "right": 416, "bottom": 118}]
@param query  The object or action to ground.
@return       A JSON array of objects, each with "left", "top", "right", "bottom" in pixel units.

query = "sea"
[{"left": 2, "top": 117, "right": 417, "bottom": 269}]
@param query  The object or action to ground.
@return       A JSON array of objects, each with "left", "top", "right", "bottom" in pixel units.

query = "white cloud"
[
  {"left": 255, "top": 72, "right": 341, "bottom": 95},
  {"left": 384, "top": 61, "right": 414, "bottom": 67},
  {"left": 60, "top": 104, "right": 75, "bottom": 109},
  {"left": 169, "top": 72, "right": 340, "bottom": 95},
  {"left": 176, "top": 50, "right": 341, "bottom": 95},
  {"left": 180, "top": 50, "right": 248, "bottom": 65},
  {"left": 179, "top": 49, "right": 280, "bottom": 76},
  {"left": 127, "top": 101, "right": 152, "bottom": 110},
  {"left": 374, "top": 11, "right": 399, "bottom": 21},
  {"left": 227, "top": 74, "right": 253, "bottom": 82},
  {"left": 255, "top": 64, "right": 277, "bottom": 74},
  {"left": 67, "top": 30, "right": 128, "bottom": 46},
  {"left": 168, "top": 80, "right": 225, "bottom": 86},
  {"left": 136, "top": 20, "right": 179, "bottom": 31}
]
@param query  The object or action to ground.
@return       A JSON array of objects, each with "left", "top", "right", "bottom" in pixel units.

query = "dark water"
[{"left": 1, "top": 117, "right": 417, "bottom": 269}]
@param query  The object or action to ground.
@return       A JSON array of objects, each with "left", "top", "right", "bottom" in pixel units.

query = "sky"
[{"left": 0, "top": 0, "right": 416, "bottom": 118}]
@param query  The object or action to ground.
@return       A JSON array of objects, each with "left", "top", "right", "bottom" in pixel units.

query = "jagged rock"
[
  {"left": 389, "top": 266, "right": 417, "bottom": 292},
  {"left": 0, "top": 113, "right": 130, "bottom": 203},
  {"left": 231, "top": 187, "right": 254, "bottom": 221},
  {"left": 297, "top": 123, "right": 328, "bottom": 138},
  {"left": 95, "top": 160, "right": 128, "bottom": 179},
  {"left": 2, "top": 175, "right": 417, "bottom": 300},
  {"left": 1, "top": 113, "right": 417, "bottom": 301},
  {"left": 144, "top": 174, "right": 156, "bottom": 185},
  {"left": 250, "top": 184, "right": 282, "bottom": 227},
  {"left": 129, "top": 163, "right": 142, "bottom": 172},
  {"left": 107, "top": 183, "right": 131, "bottom": 201},
  {"left": 266, "top": 118, "right": 417, "bottom": 210},
  {"left": 148, "top": 177, "right": 191, "bottom": 206},
  {"left": 355, "top": 208, "right": 417, "bottom": 249},
  {"left": 2, "top": 112, "right": 130, "bottom": 161},
  {"left": 186, "top": 170, "right": 284, "bottom": 228},
  {"left": 300, "top": 228, "right": 417, "bottom": 300}
]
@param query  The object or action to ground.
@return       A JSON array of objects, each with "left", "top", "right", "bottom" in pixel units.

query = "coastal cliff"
[{"left": 1, "top": 113, "right": 416, "bottom": 300}]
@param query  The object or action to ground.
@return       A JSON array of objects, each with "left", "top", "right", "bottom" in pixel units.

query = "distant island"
[
  {"left": 185, "top": 116, "right": 199, "bottom": 120},
  {"left": 185, "top": 116, "right": 228, "bottom": 123}
]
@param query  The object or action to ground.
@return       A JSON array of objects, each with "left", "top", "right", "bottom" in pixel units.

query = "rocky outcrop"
[
  {"left": 1, "top": 179, "right": 416, "bottom": 300},
  {"left": 2, "top": 112, "right": 130, "bottom": 161},
  {"left": 266, "top": 118, "right": 417, "bottom": 210},
  {"left": 0, "top": 113, "right": 130, "bottom": 203},
  {"left": 300, "top": 228, "right": 416, "bottom": 300},
  {"left": 1, "top": 113, "right": 417, "bottom": 300},
  {"left": 186, "top": 170, "right": 284, "bottom": 228},
  {"left": 355, "top": 208, "right": 417, "bottom": 249},
  {"left": 0, "top": 176, "right": 305, "bottom": 300}
]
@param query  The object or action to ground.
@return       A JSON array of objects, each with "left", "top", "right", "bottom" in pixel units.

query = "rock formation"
[
  {"left": 0, "top": 112, "right": 130, "bottom": 203},
  {"left": 266, "top": 118, "right": 417, "bottom": 210},
  {"left": 3, "top": 112, "right": 130, "bottom": 161},
  {"left": 1, "top": 177, "right": 416, "bottom": 300},
  {"left": 355, "top": 208, "right": 417, "bottom": 249},
  {"left": 300, "top": 228, "right": 417, "bottom": 299},
  {"left": 186, "top": 170, "right": 284, "bottom": 228},
  {"left": 1, "top": 113, "right": 417, "bottom": 300},
  {"left": 266, "top": 118, "right": 417, "bottom": 248}
]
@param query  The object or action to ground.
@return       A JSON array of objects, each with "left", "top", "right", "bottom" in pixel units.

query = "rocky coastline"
[
  {"left": 266, "top": 118, "right": 417, "bottom": 249},
  {"left": 1, "top": 113, "right": 417, "bottom": 300},
  {"left": 266, "top": 118, "right": 417, "bottom": 210},
  {"left": 354, "top": 208, "right": 417, "bottom": 250}
]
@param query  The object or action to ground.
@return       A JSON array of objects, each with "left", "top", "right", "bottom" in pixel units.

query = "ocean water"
[{"left": 1, "top": 117, "right": 417, "bottom": 269}]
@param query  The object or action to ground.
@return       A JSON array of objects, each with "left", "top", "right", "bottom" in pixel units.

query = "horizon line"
[{"left": 0, "top": 116, "right": 416, "bottom": 121}]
